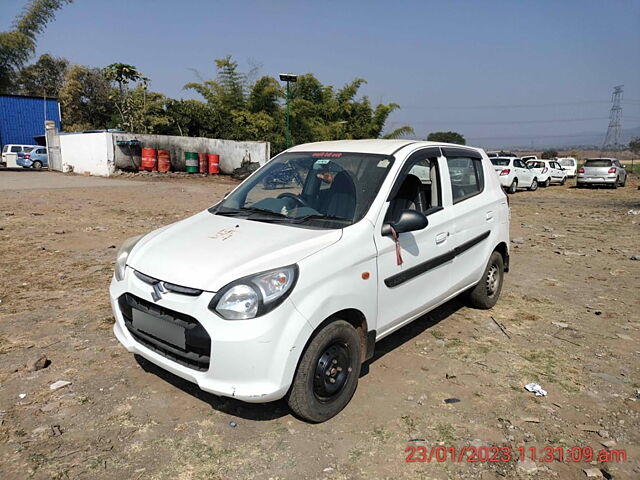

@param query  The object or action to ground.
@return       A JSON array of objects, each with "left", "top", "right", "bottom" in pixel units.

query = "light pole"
[{"left": 279, "top": 73, "right": 298, "bottom": 148}]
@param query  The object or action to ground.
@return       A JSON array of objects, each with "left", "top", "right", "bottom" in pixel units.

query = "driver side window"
[{"left": 385, "top": 149, "right": 441, "bottom": 222}]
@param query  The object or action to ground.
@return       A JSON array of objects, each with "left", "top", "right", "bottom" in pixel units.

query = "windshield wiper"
[{"left": 292, "top": 214, "right": 352, "bottom": 224}]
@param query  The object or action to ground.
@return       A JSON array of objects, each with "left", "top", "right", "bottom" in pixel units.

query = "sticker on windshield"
[
  {"left": 314, "top": 159, "right": 331, "bottom": 165},
  {"left": 311, "top": 152, "right": 342, "bottom": 158},
  {"left": 377, "top": 159, "right": 390, "bottom": 168}
]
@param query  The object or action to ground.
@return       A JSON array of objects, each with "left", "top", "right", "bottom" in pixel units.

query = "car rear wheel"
[
  {"left": 508, "top": 179, "right": 517, "bottom": 194},
  {"left": 612, "top": 178, "right": 618, "bottom": 189},
  {"left": 541, "top": 178, "right": 550, "bottom": 188},
  {"left": 528, "top": 178, "right": 538, "bottom": 191},
  {"left": 620, "top": 175, "right": 626, "bottom": 187},
  {"left": 288, "top": 320, "right": 361, "bottom": 423},
  {"left": 32, "top": 161, "right": 42, "bottom": 170},
  {"left": 468, "top": 251, "right": 504, "bottom": 309}
]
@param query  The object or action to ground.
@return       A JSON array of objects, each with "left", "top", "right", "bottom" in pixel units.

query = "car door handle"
[
  {"left": 435, "top": 232, "right": 449, "bottom": 244},
  {"left": 486, "top": 211, "right": 494, "bottom": 221}
]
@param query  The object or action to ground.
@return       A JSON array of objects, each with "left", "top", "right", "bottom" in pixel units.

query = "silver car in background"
[{"left": 577, "top": 158, "right": 627, "bottom": 188}]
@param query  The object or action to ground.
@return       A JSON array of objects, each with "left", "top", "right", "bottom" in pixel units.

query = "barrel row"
[{"left": 140, "top": 148, "right": 220, "bottom": 174}]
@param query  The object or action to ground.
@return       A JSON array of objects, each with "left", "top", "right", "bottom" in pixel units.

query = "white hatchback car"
[
  {"left": 557, "top": 157, "right": 577, "bottom": 177},
  {"left": 525, "top": 159, "right": 567, "bottom": 187},
  {"left": 110, "top": 140, "right": 510, "bottom": 422},
  {"left": 491, "top": 157, "right": 539, "bottom": 193}
]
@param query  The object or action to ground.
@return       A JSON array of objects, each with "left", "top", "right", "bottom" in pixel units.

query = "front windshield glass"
[{"left": 213, "top": 151, "right": 394, "bottom": 229}]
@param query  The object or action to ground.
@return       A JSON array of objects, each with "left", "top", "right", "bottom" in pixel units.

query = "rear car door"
[
  {"left": 375, "top": 147, "right": 454, "bottom": 336},
  {"left": 514, "top": 159, "right": 532, "bottom": 186},
  {"left": 443, "top": 148, "right": 496, "bottom": 291}
]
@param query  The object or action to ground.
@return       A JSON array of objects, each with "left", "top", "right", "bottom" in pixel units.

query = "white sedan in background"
[
  {"left": 525, "top": 159, "right": 567, "bottom": 187},
  {"left": 558, "top": 157, "right": 577, "bottom": 177},
  {"left": 491, "top": 157, "right": 538, "bottom": 193}
]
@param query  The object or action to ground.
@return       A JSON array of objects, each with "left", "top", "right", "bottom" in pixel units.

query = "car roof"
[
  {"left": 286, "top": 139, "right": 482, "bottom": 156},
  {"left": 586, "top": 157, "right": 616, "bottom": 161}
]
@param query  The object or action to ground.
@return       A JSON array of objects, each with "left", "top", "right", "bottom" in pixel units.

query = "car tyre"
[
  {"left": 560, "top": 176, "right": 566, "bottom": 186},
  {"left": 528, "top": 178, "right": 538, "bottom": 191},
  {"left": 541, "top": 178, "right": 550, "bottom": 188},
  {"left": 612, "top": 178, "right": 618, "bottom": 189},
  {"left": 620, "top": 175, "right": 626, "bottom": 187},
  {"left": 288, "top": 320, "right": 361, "bottom": 423},
  {"left": 32, "top": 161, "right": 43, "bottom": 170},
  {"left": 508, "top": 179, "right": 517, "bottom": 194},
  {"left": 468, "top": 251, "right": 504, "bottom": 310}
]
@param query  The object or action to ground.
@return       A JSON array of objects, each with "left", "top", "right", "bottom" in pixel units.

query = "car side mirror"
[{"left": 382, "top": 210, "right": 428, "bottom": 236}]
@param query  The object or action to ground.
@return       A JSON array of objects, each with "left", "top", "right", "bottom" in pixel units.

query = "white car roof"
[{"left": 286, "top": 139, "right": 482, "bottom": 156}]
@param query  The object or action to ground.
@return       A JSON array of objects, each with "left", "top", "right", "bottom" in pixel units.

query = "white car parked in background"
[
  {"left": 558, "top": 157, "right": 577, "bottom": 177},
  {"left": 525, "top": 159, "right": 567, "bottom": 187},
  {"left": 491, "top": 157, "right": 538, "bottom": 193},
  {"left": 110, "top": 139, "right": 510, "bottom": 422}
]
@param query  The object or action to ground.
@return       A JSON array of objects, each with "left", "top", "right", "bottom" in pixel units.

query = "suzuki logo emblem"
[{"left": 151, "top": 282, "right": 167, "bottom": 302}]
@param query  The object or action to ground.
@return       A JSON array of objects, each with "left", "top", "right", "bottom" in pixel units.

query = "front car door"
[{"left": 374, "top": 147, "right": 455, "bottom": 338}]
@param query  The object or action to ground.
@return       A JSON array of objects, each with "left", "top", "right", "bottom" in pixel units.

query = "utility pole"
[
  {"left": 601, "top": 85, "right": 623, "bottom": 154},
  {"left": 279, "top": 73, "right": 298, "bottom": 149}
]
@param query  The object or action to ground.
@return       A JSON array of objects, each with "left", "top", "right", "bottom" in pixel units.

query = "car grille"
[{"left": 118, "top": 293, "right": 211, "bottom": 371}]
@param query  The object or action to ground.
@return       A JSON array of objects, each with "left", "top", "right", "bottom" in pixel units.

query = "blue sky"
[{"left": 2, "top": 0, "right": 639, "bottom": 147}]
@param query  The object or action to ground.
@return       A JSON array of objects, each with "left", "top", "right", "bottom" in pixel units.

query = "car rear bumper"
[
  {"left": 110, "top": 268, "right": 313, "bottom": 403},
  {"left": 577, "top": 175, "right": 617, "bottom": 184}
]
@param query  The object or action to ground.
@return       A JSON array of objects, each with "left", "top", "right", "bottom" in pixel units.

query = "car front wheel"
[
  {"left": 288, "top": 320, "right": 361, "bottom": 422},
  {"left": 468, "top": 251, "right": 504, "bottom": 309}
]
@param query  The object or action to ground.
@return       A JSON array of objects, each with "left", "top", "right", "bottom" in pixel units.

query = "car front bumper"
[{"left": 110, "top": 267, "right": 313, "bottom": 403}]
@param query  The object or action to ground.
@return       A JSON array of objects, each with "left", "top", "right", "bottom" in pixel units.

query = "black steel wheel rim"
[{"left": 313, "top": 342, "right": 350, "bottom": 400}]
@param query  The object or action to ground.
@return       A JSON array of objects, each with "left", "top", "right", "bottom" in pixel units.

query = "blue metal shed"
[{"left": 0, "top": 94, "right": 61, "bottom": 149}]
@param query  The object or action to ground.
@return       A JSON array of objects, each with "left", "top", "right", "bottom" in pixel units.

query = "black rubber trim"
[
  {"left": 364, "top": 330, "right": 376, "bottom": 361},
  {"left": 384, "top": 230, "right": 491, "bottom": 288}
]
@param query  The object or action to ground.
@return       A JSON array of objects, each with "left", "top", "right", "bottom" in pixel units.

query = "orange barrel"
[
  {"left": 208, "top": 154, "right": 220, "bottom": 174},
  {"left": 141, "top": 147, "right": 157, "bottom": 171},
  {"left": 157, "top": 149, "right": 171, "bottom": 172},
  {"left": 198, "top": 153, "right": 207, "bottom": 174}
]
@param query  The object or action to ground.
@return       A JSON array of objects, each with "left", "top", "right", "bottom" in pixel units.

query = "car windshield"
[
  {"left": 527, "top": 161, "right": 545, "bottom": 168},
  {"left": 212, "top": 151, "right": 394, "bottom": 229},
  {"left": 559, "top": 159, "right": 575, "bottom": 166},
  {"left": 584, "top": 159, "right": 612, "bottom": 167},
  {"left": 491, "top": 158, "right": 511, "bottom": 166}
]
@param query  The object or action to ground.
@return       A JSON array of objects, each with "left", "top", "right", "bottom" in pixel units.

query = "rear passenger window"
[
  {"left": 446, "top": 156, "right": 484, "bottom": 204},
  {"left": 11, "top": 146, "right": 21, "bottom": 153}
]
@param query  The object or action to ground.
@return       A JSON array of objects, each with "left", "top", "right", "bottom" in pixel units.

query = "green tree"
[
  {"left": 629, "top": 137, "right": 640, "bottom": 155},
  {"left": 103, "top": 63, "right": 151, "bottom": 132},
  {"left": 15, "top": 53, "right": 68, "bottom": 96},
  {"left": 0, "top": 0, "right": 73, "bottom": 93},
  {"left": 426, "top": 131, "right": 466, "bottom": 145},
  {"left": 59, "top": 65, "right": 114, "bottom": 131},
  {"left": 541, "top": 149, "right": 558, "bottom": 159}
]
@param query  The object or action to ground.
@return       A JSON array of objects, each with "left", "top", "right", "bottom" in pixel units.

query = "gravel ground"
[{"left": 0, "top": 170, "right": 638, "bottom": 480}]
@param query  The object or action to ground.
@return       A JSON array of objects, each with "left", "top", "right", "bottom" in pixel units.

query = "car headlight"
[
  {"left": 210, "top": 265, "right": 298, "bottom": 320},
  {"left": 114, "top": 234, "right": 144, "bottom": 281}
]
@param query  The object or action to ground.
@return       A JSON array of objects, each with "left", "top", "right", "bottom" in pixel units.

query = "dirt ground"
[{"left": 0, "top": 169, "right": 639, "bottom": 480}]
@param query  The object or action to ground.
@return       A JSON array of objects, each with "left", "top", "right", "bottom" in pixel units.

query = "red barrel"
[
  {"left": 141, "top": 147, "right": 157, "bottom": 171},
  {"left": 208, "top": 154, "right": 220, "bottom": 174},
  {"left": 198, "top": 153, "right": 207, "bottom": 174},
  {"left": 157, "top": 150, "right": 171, "bottom": 172}
]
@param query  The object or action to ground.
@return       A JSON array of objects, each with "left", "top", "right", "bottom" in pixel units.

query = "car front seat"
[
  {"left": 324, "top": 171, "right": 357, "bottom": 220},
  {"left": 387, "top": 174, "right": 426, "bottom": 221}
]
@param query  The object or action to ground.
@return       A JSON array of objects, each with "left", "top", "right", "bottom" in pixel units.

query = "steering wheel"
[{"left": 277, "top": 192, "right": 310, "bottom": 208}]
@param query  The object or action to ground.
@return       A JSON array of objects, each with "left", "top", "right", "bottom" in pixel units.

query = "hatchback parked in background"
[
  {"left": 17, "top": 147, "right": 48, "bottom": 169},
  {"left": 577, "top": 158, "right": 627, "bottom": 188},
  {"left": 491, "top": 157, "right": 538, "bottom": 193},
  {"left": 1, "top": 144, "right": 39, "bottom": 167},
  {"left": 526, "top": 159, "right": 567, "bottom": 187},
  {"left": 558, "top": 157, "right": 577, "bottom": 177},
  {"left": 110, "top": 139, "right": 510, "bottom": 422}
]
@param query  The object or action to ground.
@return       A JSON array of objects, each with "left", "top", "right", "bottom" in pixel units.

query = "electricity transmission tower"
[{"left": 601, "top": 85, "right": 623, "bottom": 153}]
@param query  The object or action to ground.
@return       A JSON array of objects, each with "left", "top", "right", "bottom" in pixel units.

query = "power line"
[{"left": 399, "top": 99, "right": 640, "bottom": 110}]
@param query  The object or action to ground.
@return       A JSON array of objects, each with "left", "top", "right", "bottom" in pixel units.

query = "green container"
[{"left": 185, "top": 152, "right": 198, "bottom": 173}]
